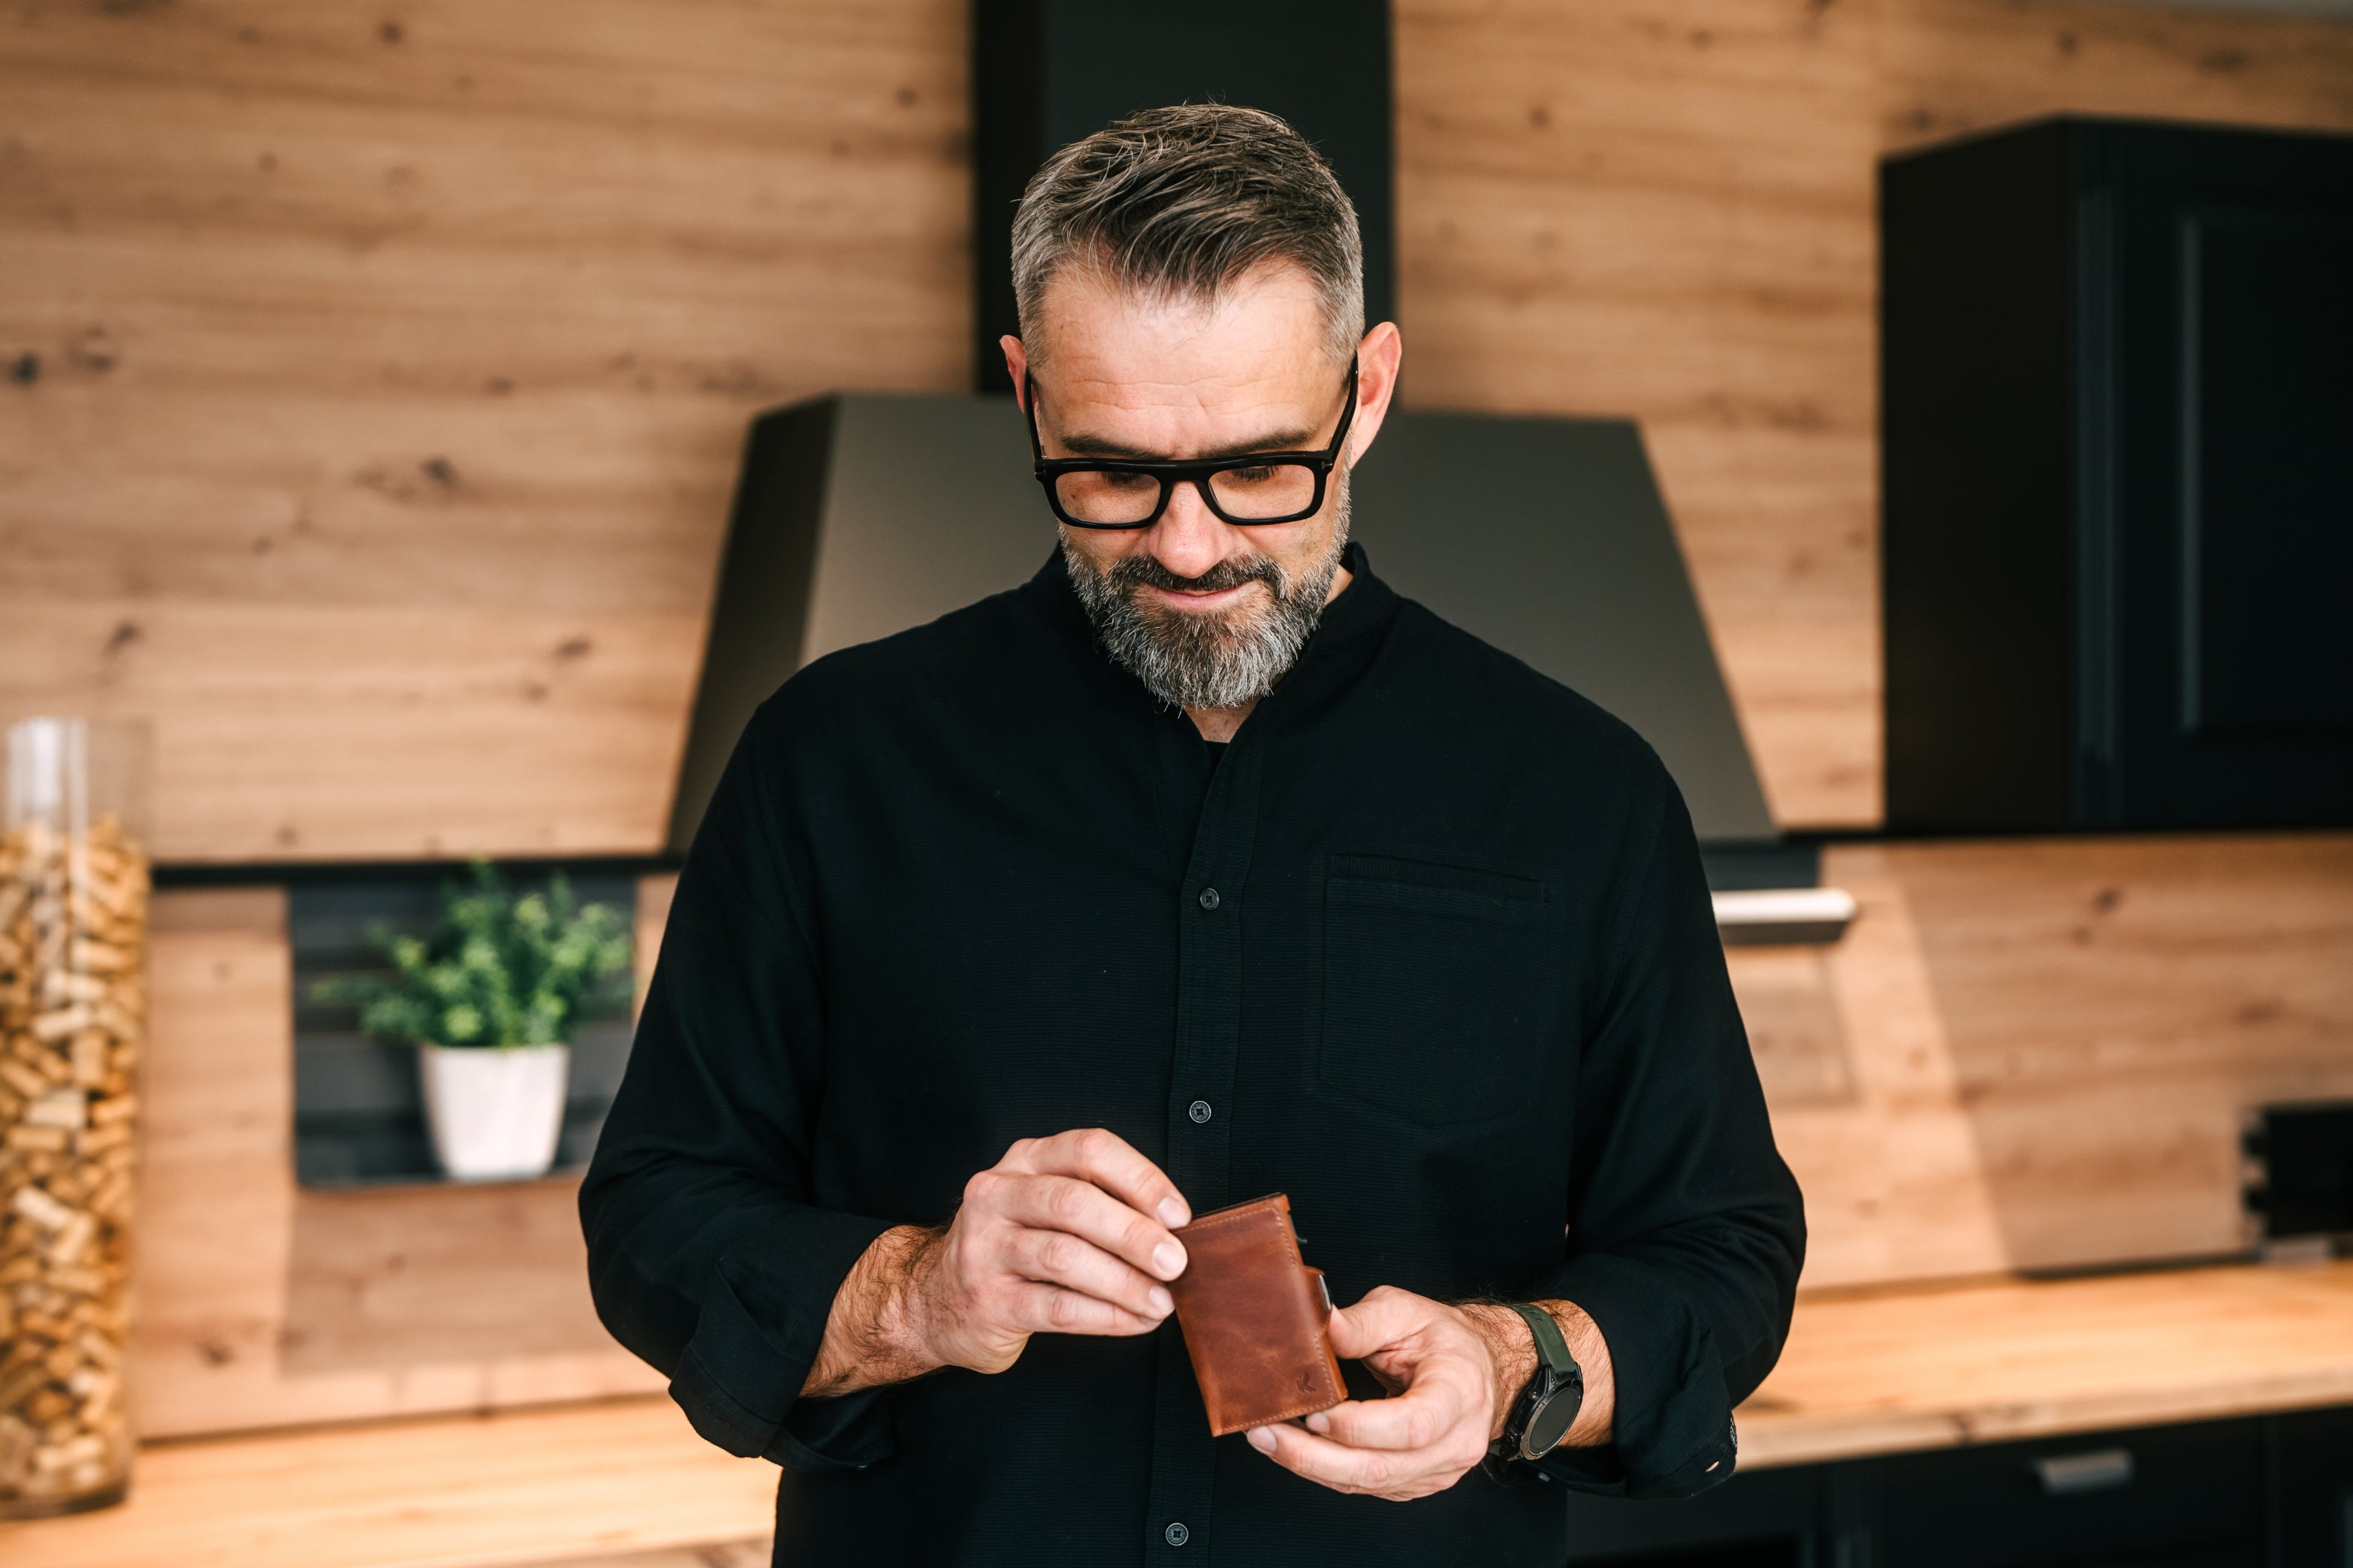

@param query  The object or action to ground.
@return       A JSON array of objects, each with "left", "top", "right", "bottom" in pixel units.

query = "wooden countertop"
[
  {"left": 9, "top": 1260, "right": 2352, "bottom": 1566},
  {"left": 2, "top": 1398, "right": 777, "bottom": 1568},
  {"left": 1736, "top": 1257, "right": 2353, "bottom": 1469}
]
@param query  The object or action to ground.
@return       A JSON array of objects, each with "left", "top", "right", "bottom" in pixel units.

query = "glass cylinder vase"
[{"left": 0, "top": 718, "right": 150, "bottom": 1518}]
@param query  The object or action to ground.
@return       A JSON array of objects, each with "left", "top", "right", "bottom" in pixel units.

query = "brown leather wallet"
[{"left": 1166, "top": 1193, "right": 1347, "bottom": 1437}]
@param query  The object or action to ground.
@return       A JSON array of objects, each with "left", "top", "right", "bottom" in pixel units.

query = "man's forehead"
[{"left": 1031, "top": 261, "right": 1332, "bottom": 393}]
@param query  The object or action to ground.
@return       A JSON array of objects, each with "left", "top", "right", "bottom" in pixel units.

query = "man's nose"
[{"left": 1145, "top": 480, "right": 1244, "bottom": 580}]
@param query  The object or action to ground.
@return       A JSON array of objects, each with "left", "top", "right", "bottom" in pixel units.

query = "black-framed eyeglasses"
[{"left": 1025, "top": 357, "right": 1359, "bottom": 529}]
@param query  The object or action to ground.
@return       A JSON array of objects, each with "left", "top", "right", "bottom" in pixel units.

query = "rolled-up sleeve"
[
  {"left": 579, "top": 697, "right": 896, "bottom": 1472},
  {"left": 1531, "top": 784, "right": 1806, "bottom": 1499}
]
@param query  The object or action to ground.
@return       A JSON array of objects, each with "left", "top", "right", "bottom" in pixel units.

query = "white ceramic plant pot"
[{"left": 418, "top": 1042, "right": 571, "bottom": 1181}]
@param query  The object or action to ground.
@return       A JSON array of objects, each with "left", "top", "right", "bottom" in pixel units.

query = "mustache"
[{"left": 1105, "top": 551, "right": 1287, "bottom": 599}]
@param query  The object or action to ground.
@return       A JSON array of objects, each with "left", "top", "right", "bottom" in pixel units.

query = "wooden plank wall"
[
  {"left": 1395, "top": 0, "right": 2353, "bottom": 825},
  {"left": 0, "top": 0, "right": 968, "bottom": 863},
  {"left": 128, "top": 871, "right": 688, "bottom": 1439},
  {"left": 134, "top": 888, "right": 662, "bottom": 1439},
  {"left": 1739, "top": 836, "right": 2353, "bottom": 1286},
  {"left": 12, "top": 0, "right": 2353, "bottom": 1439},
  {"left": 7, "top": 2, "right": 2351, "bottom": 855}
]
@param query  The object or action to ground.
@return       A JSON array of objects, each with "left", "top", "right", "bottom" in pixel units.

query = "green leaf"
[{"left": 327, "top": 861, "right": 636, "bottom": 1048}]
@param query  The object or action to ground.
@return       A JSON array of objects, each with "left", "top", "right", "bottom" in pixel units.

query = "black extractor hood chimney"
[
  {"left": 970, "top": 0, "right": 1395, "bottom": 394},
  {"left": 665, "top": 3, "right": 1850, "bottom": 945}
]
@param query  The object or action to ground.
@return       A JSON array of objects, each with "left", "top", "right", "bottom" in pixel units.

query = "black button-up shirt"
[{"left": 581, "top": 544, "right": 1805, "bottom": 1566}]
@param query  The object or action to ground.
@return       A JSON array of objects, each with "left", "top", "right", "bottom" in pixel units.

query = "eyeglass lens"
[{"left": 1051, "top": 462, "right": 1320, "bottom": 526}]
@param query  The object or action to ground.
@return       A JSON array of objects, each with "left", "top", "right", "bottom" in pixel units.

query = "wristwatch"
[{"left": 1492, "top": 1301, "right": 1584, "bottom": 1463}]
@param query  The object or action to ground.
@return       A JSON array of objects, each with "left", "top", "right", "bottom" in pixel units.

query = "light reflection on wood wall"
[
  {"left": 6, "top": 2, "right": 2351, "bottom": 852},
  {"left": 1397, "top": 0, "right": 2353, "bottom": 824},
  {"left": 8, "top": 0, "right": 2350, "bottom": 1440},
  {"left": 0, "top": 0, "right": 969, "bottom": 863}
]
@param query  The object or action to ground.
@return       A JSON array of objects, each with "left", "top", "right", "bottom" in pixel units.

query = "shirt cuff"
[
  {"left": 1537, "top": 1252, "right": 1739, "bottom": 1500},
  {"left": 667, "top": 1206, "right": 897, "bottom": 1472}
]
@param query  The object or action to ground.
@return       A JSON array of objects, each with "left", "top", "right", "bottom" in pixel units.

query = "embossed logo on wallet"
[{"left": 1165, "top": 1193, "right": 1347, "bottom": 1437}]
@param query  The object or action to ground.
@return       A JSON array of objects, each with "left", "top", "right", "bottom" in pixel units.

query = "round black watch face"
[{"left": 1525, "top": 1388, "right": 1581, "bottom": 1456}]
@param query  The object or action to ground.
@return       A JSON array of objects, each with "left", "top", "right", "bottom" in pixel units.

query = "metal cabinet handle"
[{"left": 2030, "top": 1448, "right": 2135, "bottom": 1494}]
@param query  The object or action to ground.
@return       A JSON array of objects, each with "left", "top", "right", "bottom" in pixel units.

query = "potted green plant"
[{"left": 315, "top": 861, "right": 634, "bottom": 1181}]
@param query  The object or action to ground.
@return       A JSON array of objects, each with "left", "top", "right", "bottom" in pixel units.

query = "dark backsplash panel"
[
  {"left": 289, "top": 868, "right": 639, "bottom": 1188},
  {"left": 2246, "top": 1101, "right": 2353, "bottom": 1244}
]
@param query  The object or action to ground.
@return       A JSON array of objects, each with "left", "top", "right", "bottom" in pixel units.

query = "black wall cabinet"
[{"left": 1882, "top": 117, "right": 2353, "bottom": 831}]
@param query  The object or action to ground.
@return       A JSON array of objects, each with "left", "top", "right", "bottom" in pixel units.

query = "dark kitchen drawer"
[
  {"left": 2277, "top": 1404, "right": 2353, "bottom": 1568},
  {"left": 1561, "top": 1464, "right": 1817, "bottom": 1562},
  {"left": 1872, "top": 1418, "right": 2263, "bottom": 1568}
]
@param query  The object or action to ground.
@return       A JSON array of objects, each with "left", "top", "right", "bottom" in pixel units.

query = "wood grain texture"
[
  {"left": 9, "top": 1, "right": 2351, "bottom": 854},
  {"left": 1738, "top": 1259, "right": 2353, "bottom": 1469},
  {"left": 133, "top": 885, "right": 664, "bottom": 1441},
  {"left": 1742, "top": 834, "right": 2353, "bottom": 1289},
  {"left": 525, "top": 1543, "right": 769, "bottom": 1568},
  {"left": 1, "top": 1397, "right": 777, "bottom": 1568},
  {"left": 14, "top": 1267, "right": 2353, "bottom": 1564},
  {"left": 1395, "top": 0, "right": 2353, "bottom": 825},
  {"left": 0, "top": 0, "right": 968, "bottom": 863},
  {"left": 14, "top": 0, "right": 2350, "bottom": 1443}
]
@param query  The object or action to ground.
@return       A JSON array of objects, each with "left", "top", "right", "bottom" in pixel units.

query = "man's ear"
[
  {"left": 1000, "top": 336, "right": 1030, "bottom": 410},
  {"left": 1345, "top": 321, "right": 1404, "bottom": 467}
]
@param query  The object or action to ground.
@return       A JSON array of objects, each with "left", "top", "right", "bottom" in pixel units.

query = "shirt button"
[
  {"left": 1197, "top": 886, "right": 1220, "bottom": 910},
  {"left": 1187, "top": 1100, "right": 1212, "bottom": 1124},
  {"left": 1165, "top": 1521, "right": 1190, "bottom": 1547}
]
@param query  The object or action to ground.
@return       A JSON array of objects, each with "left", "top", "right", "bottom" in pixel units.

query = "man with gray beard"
[
  {"left": 584, "top": 104, "right": 1803, "bottom": 1568},
  {"left": 1064, "top": 527, "right": 1344, "bottom": 716}
]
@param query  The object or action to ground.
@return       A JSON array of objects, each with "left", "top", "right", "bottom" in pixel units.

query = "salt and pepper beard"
[{"left": 1061, "top": 468, "right": 1351, "bottom": 714}]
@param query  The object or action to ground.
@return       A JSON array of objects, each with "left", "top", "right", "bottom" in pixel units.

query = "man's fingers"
[
  {"left": 1000, "top": 1224, "right": 1174, "bottom": 1319},
  {"left": 1325, "top": 1285, "right": 1433, "bottom": 1360},
  {"left": 1245, "top": 1421, "right": 1440, "bottom": 1499},
  {"left": 1006, "top": 1281, "right": 1163, "bottom": 1338},
  {"left": 1249, "top": 1421, "right": 1392, "bottom": 1491},
  {"left": 1305, "top": 1379, "right": 1472, "bottom": 1452},
  {"left": 1021, "top": 1128, "right": 1192, "bottom": 1232},
  {"left": 997, "top": 1173, "right": 1186, "bottom": 1281}
]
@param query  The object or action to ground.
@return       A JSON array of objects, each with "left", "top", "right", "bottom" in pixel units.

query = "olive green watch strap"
[{"left": 1507, "top": 1301, "right": 1577, "bottom": 1380}]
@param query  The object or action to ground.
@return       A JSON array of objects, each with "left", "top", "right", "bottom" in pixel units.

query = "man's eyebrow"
[{"left": 1054, "top": 422, "right": 1323, "bottom": 462}]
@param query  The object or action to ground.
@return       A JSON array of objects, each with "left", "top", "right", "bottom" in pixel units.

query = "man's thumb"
[
  {"left": 1324, "top": 1301, "right": 1371, "bottom": 1358},
  {"left": 1323, "top": 1287, "right": 1412, "bottom": 1359}
]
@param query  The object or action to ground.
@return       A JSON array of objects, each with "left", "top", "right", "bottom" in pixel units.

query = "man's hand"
[
  {"left": 802, "top": 1129, "right": 1192, "bottom": 1396},
  {"left": 1241, "top": 1286, "right": 1499, "bottom": 1500},
  {"left": 1244, "top": 1287, "right": 1615, "bottom": 1500}
]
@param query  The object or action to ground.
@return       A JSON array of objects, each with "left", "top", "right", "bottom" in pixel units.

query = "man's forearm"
[
  {"left": 800, "top": 1223, "right": 945, "bottom": 1398},
  {"left": 1459, "top": 1298, "right": 1616, "bottom": 1448},
  {"left": 805, "top": 1236, "right": 1619, "bottom": 1450}
]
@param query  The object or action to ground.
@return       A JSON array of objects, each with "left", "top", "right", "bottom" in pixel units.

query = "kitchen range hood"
[
  {"left": 665, "top": 0, "right": 1848, "bottom": 945},
  {"left": 666, "top": 396, "right": 1849, "bottom": 945}
]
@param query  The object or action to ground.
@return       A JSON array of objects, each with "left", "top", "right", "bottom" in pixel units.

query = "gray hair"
[{"left": 1010, "top": 104, "right": 1365, "bottom": 366}]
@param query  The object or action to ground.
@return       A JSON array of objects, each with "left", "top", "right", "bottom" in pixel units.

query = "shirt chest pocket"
[{"left": 1318, "top": 854, "right": 1556, "bottom": 1127}]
